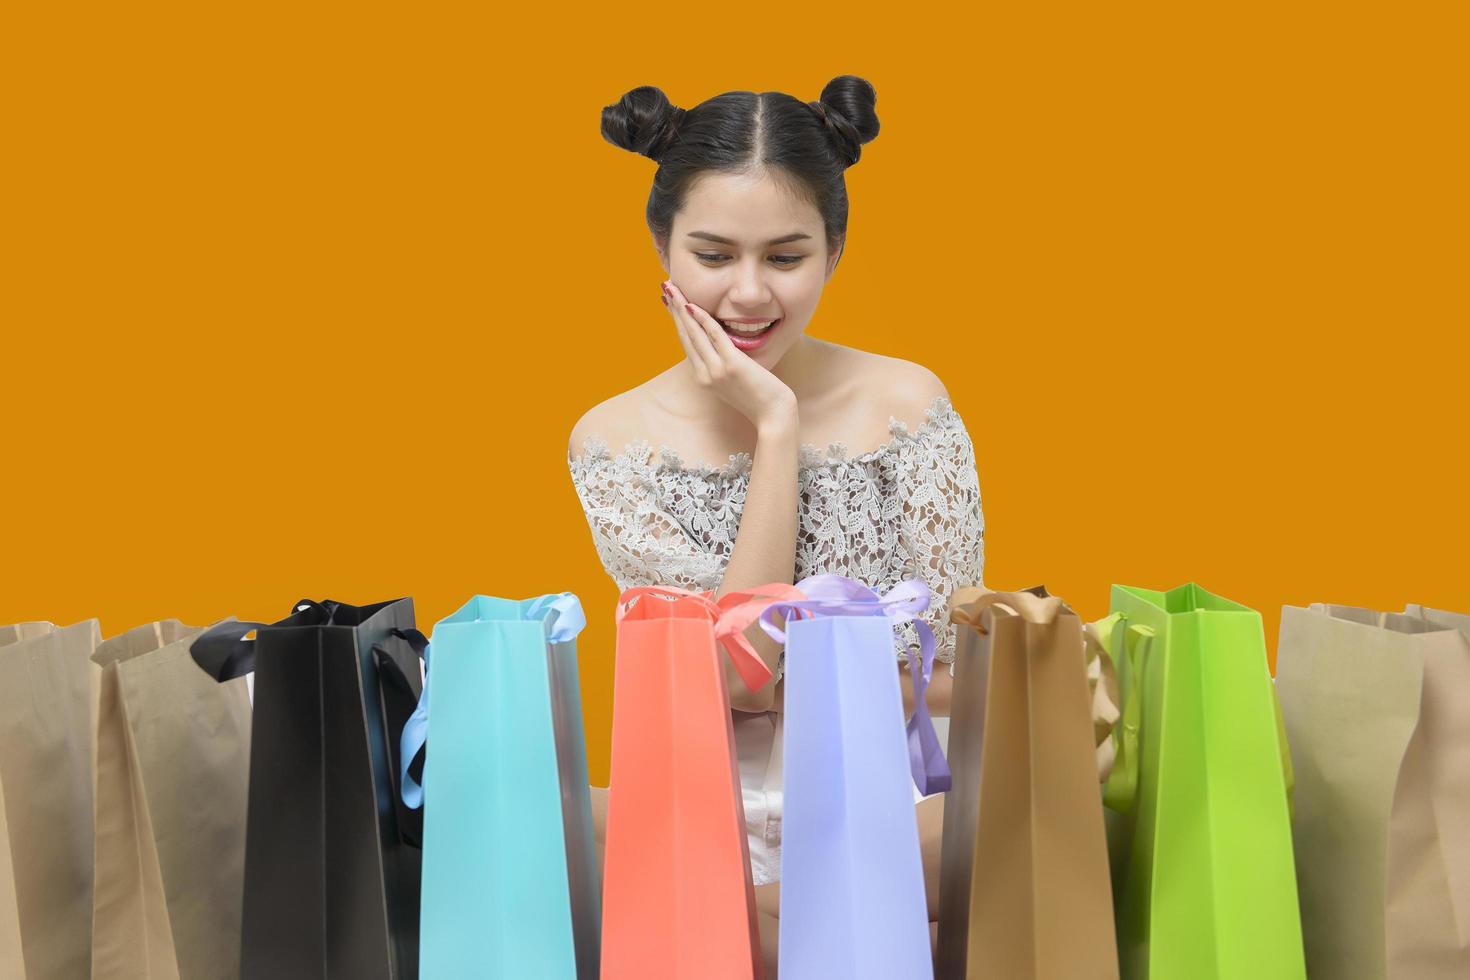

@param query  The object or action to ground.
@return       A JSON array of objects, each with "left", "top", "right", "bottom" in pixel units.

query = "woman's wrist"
[{"left": 755, "top": 400, "right": 799, "bottom": 440}]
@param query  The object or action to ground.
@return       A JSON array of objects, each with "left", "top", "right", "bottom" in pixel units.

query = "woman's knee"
[
  {"left": 758, "top": 910, "right": 779, "bottom": 979},
  {"left": 754, "top": 880, "right": 781, "bottom": 919},
  {"left": 590, "top": 785, "right": 608, "bottom": 845}
]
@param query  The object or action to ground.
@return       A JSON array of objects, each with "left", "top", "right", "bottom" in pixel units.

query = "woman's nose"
[{"left": 728, "top": 261, "right": 774, "bottom": 305}]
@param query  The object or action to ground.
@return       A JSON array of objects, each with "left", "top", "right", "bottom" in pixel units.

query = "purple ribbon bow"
[{"left": 758, "top": 573, "right": 952, "bottom": 796}]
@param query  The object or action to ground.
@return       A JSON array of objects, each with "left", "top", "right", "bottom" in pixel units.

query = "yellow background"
[{"left": 3, "top": 3, "right": 1465, "bottom": 785}]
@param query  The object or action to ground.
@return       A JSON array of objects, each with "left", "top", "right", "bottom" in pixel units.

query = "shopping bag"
[
  {"left": 752, "top": 574, "right": 948, "bottom": 980},
  {"left": 1405, "top": 603, "right": 1470, "bottom": 633},
  {"left": 0, "top": 619, "right": 101, "bottom": 979},
  {"left": 399, "top": 592, "right": 599, "bottom": 978},
  {"left": 935, "top": 587, "right": 1119, "bottom": 980},
  {"left": 1102, "top": 583, "right": 1304, "bottom": 979},
  {"left": 1399, "top": 603, "right": 1470, "bottom": 973},
  {"left": 601, "top": 583, "right": 802, "bottom": 980},
  {"left": 191, "top": 597, "right": 425, "bottom": 979},
  {"left": 90, "top": 619, "right": 252, "bottom": 979},
  {"left": 0, "top": 765, "right": 24, "bottom": 978},
  {"left": 1277, "top": 603, "right": 1470, "bottom": 978},
  {"left": 0, "top": 623, "right": 38, "bottom": 979}
]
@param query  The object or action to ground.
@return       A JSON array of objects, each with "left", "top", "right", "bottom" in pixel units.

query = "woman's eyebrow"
[{"left": 686, "top": 231, "right": 813, "bottom": 246}]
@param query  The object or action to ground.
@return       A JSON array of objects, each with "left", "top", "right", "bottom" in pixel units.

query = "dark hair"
[{"left": 600, "top": 75, "right": 880, "bottom": 264}]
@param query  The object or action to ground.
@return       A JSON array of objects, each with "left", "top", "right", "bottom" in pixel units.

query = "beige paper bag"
[
  {"left": 1397, "top": 604, "right": 1470, "bottom": 972},
  {"left": 0, "top": 622, "right": 47, "bottom": 980},
  {"left": 1406, "top": 602, "right": 1470, "bottom": 633},
  {"left": 1276, "top": 604, "right": 1470, "bottom": 979},
  {"left": 0, "top": 619, "right": 101, "bottom": 979},
  {"left": 0, "top": 766, "right": 25, "bottom": 978},
  {"left": 91, "top": 619, "right": 252, "bottom": 980},
  {"left": 936, "top": 587, "right": 1120, "bottom": 979}
]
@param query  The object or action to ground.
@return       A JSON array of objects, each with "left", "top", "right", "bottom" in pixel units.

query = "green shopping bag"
[{"left": 1099, "top": 583, "right": 1305, "bottom": 979}]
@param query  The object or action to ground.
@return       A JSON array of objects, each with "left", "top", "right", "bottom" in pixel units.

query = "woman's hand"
[{"left": 662, "top": 279, "right": 797, "bottom": 431}]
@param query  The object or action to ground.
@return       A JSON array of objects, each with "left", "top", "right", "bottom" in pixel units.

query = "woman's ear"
[
  {"left": 825, "top": 239, "right": 844, "bottom": 281},
  {"left": 653, "top": 232, "right": 670, "bottom": 274}
]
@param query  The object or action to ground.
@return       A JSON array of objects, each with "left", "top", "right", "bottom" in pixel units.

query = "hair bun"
[
  {"left": 601, "top": 86, "right": 687, "bottom": 163},
  {"left": 814, "top": 75, "right": 880, "bottom": 167}
]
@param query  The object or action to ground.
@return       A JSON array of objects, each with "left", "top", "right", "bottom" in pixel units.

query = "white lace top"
[
  {"left": 566, "top": 394, "right": 986, "bottom": 670},
  {"left": 568, "top": 393, "right": 983, "bottom": 884}
]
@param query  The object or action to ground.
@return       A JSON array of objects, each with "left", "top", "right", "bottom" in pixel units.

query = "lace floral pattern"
[{"left": 567, "top": 395, "right": 985, "bottom": 670}]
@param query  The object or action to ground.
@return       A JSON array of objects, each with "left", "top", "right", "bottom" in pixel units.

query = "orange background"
[{"left": 3, "top": 3, "right": 1465, "bottom": 785}]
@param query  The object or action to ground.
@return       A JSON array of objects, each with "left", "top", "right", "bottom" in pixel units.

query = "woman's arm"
[
  {"left": 714, "top": 410, "right": 801, "bottom": 712},
  {"left": 660, "top": 280, "right": 803, "bottom": 714}
]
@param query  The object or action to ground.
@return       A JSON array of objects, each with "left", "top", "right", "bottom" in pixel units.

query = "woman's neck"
[
  {"left": 662, "top": 335, "right": 835, "bottom": 418},
  {"left": 768, "top": 335, "right": 829, "bottom": 397}
]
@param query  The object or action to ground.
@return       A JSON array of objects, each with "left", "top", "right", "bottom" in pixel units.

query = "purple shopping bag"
[{"left": 759, "top": 574, "right": 949, "bottom": 979}]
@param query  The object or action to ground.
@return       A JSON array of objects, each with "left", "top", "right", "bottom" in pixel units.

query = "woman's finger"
[
  {"left": 666, "top": 281, "right": 717, "bottom": 382},
  {"left": 668, "top": 282, "right": 720, "bottom": 370},
  {"left": 663, "top": 281, "right": 701, "bottom": 370},
  {"left": 683, "top": 298, "right": 740, "bottom": 365}
]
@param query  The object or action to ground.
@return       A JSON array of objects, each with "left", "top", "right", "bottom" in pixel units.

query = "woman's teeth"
[{"left": 719, "top": 319, "right": 778, "bottom": 336}]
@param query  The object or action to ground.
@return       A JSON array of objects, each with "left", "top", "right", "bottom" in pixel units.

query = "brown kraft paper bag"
[
  {"left": 91, "top": 618, "right": 253, "bottom": 979},
  {"left": 936, "top": 587, "right": 1120, "bottom": 979},
  {"left": 1276, "top": 604, "right": 1470, "bottom": 979},
  {"left": 0, "top": 619, "right": 102, "bottom": 979}
]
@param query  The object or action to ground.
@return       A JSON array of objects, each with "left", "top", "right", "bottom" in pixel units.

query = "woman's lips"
[{"left": 722, "top": 317, "right": 781, "bottom": 352}]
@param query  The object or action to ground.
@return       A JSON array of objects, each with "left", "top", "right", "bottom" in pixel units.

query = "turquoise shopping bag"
[
  {"left": 1102, "top": 583, "right": 1304, "bottom": 979},
  {"left": 400, "top": 593, "right": 599, "bottom": 979}
]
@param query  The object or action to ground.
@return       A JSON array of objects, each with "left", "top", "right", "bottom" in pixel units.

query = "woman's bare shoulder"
[
  {"left": 795, "top": 343, "right": 954, "bottom": 453},
  {"left": 827, "top": 344, "right": 952, "bottom": 424},
  {"left": 568, "top": 377, "right": 666, "bottom": 462},
  {"left": 569, "top": 393, "right": 631, "bottom": 462}
]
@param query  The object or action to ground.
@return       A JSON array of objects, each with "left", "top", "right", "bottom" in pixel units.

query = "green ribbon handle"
[
  {"left": 1095, "top": 611, "right": 1295, "bottom": 820},
  {"left": 1101, "top": 614, "right": 1155, "bottom": 815}
]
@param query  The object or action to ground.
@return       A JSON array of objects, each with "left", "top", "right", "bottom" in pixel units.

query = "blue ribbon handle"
[
  {"left": 400, "top": 640, "right": 432, "bottom": 808},
  {"left": 399, "top": 592, "right": 587, "bottom": 809},
  {"left": 523, "top": 591, "right": 587, "bottom": 644}
]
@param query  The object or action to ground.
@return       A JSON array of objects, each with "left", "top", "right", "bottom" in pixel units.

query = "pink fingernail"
[{"left": 684, "top": 303, "right": 695, "bottom": 315}]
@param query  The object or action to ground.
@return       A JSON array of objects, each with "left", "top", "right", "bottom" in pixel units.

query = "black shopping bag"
[{"left": 192, "top": 597, "right": 426, "bottom": 980}]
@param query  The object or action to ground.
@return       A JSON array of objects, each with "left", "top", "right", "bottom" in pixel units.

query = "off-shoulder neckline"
[{"left": 568, "top": 394, "right": 961, "bottom": 480}]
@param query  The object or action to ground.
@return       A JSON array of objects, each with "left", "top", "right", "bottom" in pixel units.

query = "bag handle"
[
  {"left": 398, "top": 593, "right": 589, "bottom": 809},
  {"left": 953, "top": 587, "right": 1124, "bottom": 785},
  {"left": 371, "top": 627, "right": 429, "bottom": 846},
  {"left": 1082, "top": 616, "right": 1123, "bottom": 783},
  {"left": 189, "top": 598, "right": 333, "bottom": 681},
  {"left": 949, "top": 586, "right": 1065, "bottom": 630},
  {"left": 616, "top": 583, "right": 804, "bottom": 695},
  {"left": 1100, "top": 615, "right": 1154, "bottom": 815},
  {"left": 1092, "top": 613, "right": 1296, "bottom": 819},
  {"left": 523, "top": 592, "right": 588, "bottom": 642},
  {"left": 756, "top": 574, "right": 952, "bottom": 796}
]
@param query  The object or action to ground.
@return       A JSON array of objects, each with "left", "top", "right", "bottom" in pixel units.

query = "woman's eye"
[{"left": 695, "top": 253, "right": 803, "bottom": 266}]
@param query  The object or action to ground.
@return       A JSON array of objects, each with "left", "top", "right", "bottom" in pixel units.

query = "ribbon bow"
[
  {"left": 756, "top": 573, "right": 952, "bottom": 796},
  {"left": 615, "top": 582, "right": 805, "bottom": 695}
]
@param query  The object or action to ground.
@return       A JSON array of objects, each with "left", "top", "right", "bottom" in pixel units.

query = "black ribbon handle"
[
  {"left": 373, "top": 627, "right": 429, "bottom": 848},
  {"left": 190, "top": 598, "right": 334, "bottom": 681}
]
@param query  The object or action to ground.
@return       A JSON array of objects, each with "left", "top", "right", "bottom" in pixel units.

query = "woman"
[{"left": 567, "top": 74, "right": 985, "bottom": 973}]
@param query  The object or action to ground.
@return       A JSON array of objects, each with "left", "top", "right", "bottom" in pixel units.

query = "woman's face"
[{"left": 659, "top": 170, "right": 840, "bottom": 371}]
